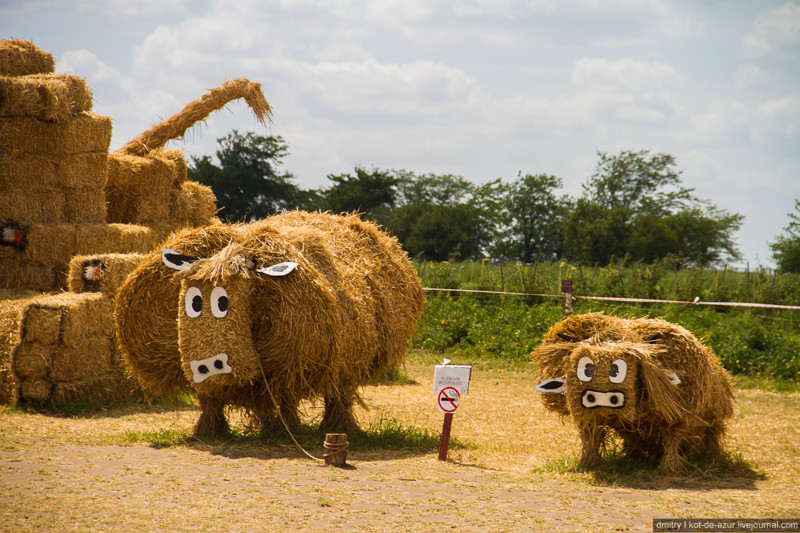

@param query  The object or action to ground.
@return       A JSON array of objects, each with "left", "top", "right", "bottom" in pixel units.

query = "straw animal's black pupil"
[
  {"left": 214, "top": 360, "right": 224, "bottom": 370},
  {"left": 609, "top": 364, "right": 619, "bottom": 378},
  {"left": 585, "top": 364, "right": 594, "bottom": 378},
  {"left": 198, "top": 365, "right": 209, "bottom": 374},
  {"left": 191, "top": 296, "right": 202, "bottom": 313},
  {"left": 217, "top": 296, "right": 228, "bottom": 313}
]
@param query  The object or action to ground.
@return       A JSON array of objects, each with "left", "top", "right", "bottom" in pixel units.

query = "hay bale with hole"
[
  {"left": 0, "top": 39, "right": 54, "bottom": 77},
  {"left": 0, "top": 222, "right": 158, "bottom": 291},
  {"left": 531, "top": 312, "right": 735, "bottom": 473},
  {"left": 115, "top": 211, "right": 425, "bottom": 437},
  {"left": 67, "top": 253, "right": 147, "bottom": 297}
]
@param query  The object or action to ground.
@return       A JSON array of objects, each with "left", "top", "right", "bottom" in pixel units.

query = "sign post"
[
  {"left": 561, "top": 278, "right": 573, "bottom": 316},
  {"left": 432, "top": 362, "right": 471, "bottom": 461}
]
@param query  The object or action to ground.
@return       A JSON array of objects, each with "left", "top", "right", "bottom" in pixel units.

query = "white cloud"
[
  {"left": 743, "top": 2, "right": 800, "bottom": 57},
  {"left": 735, "top": 63, "right": 773, "bottom": 90},
  {"left": 572, "top": 57, "right": 676, "bottom": 90}
]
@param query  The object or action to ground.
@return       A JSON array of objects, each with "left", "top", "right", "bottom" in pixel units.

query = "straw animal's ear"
[
  {"left": 162, "top": 248, "right": 201, "bottom": 271},
  {"left": 257, "top": 261, "right": 298, "bottom": 277},
  {"left": 638, "top": 356, "right": 685, "bottom": 425},
  {"left": 535, "top": 377, "right": 566, "bottom": 393}
]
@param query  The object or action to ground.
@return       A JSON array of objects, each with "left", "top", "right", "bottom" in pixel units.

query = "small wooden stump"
[{"left": 324, "top": 433, "right": 348, "bottom": 466}]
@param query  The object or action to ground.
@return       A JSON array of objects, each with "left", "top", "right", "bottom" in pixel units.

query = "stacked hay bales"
[
  {"left": 106, "top": 77, "right": 272, "bottom": 236},
  {"left": 116, "top": 212, "right": 426, "bottom": 436},
  {"left": 0, "top": 38, "right": 272, "bottom": 409},
  {"left": 531, "top": 312, "right": 735, "bottom": 473},
  {"left": 0, "top": 39, "right": 158, "bottom": 291}
]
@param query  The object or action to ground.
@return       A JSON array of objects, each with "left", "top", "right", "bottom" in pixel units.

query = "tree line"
[{"left": 188, "top": 130, "right": 799, "bottom": 272}]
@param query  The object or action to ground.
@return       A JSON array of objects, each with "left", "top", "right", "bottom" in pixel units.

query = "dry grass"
[{"left": 0, "top": 351, "right": 797, "bottom": 532}]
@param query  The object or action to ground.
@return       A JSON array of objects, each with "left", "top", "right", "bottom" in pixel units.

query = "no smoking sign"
[{"left": 437, "top": 386, "right": 460, "bottom": 413}]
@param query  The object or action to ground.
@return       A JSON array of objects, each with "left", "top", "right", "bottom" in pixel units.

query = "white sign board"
[{"left": 433, "top": 364, "right": 472, "bottom": 396}]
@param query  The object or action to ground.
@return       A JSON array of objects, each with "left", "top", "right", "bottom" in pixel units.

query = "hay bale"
[
  {"left": 67, "top": 253, "right": 146, "bottom": 298},
  {"left": 531, "top": 313, "right": 735, "bottom": 473},
  {"left": 115, "top": 211, "right": 425, "bottom": 436},
  {"left": 0, "top": 222, "right": 157, "bottom": 291},
  {"left": 0, "top": 74, "right": 93, "bottom": 121},
  {"left": 0, "top": 153, "right": 108, "bottom": 193},
  {"left": 0, "top": 112, "right": 112, "bottom": 156},
  {"left": 0, "top": 296, "right": 31, "bottom": 403},
  {"left": 0, "top": 39, "right": 54, "bottom": 77},
  {"left": 170, "top": 180, "right": 218, "bottom": 228},
  {"left": 118, "top": 78, "right": 271, "bottom": 157},
  {"left": 0, "top": 187, "right": 105, "bottom": 224},
  {"left": 8, "top": 292, "right": 138, "bottom": 407},
  {"left": 105, "top": 149, "right": 188, "bottom": 226}
]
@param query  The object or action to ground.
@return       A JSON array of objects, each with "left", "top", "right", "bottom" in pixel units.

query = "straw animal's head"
[
  {"left": 536, "top": 337, "right": 684, "bottom": 427},
  {"left": 162, "top": 244, "right": 297, "bottom": 392}
]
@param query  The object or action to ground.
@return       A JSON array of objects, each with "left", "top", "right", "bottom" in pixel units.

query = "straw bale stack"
[
  {"left": 106, "top": 78, "right": 267, "bottom": 235},
  {"left": 1, "top": 292, "right": 140, "bottom": 407},
  {"left": 0, "top": 39, "right": 54, "bottom": 77},
  {"left": 0, "top": 222, "right": 158, "bottom": 291},
  {"left": 531, "top": 313, "right": 734, "bottom": 473},
  {"left": 116, "top": 211, "right": 425, "bottom": 436}
]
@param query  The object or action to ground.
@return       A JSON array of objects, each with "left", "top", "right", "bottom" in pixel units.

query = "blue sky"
[{"left": 3, "top": 0, "right": 799, "bottom": 267}]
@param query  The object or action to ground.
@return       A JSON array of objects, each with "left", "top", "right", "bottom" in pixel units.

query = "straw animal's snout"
[
  {"left": 581, "top": 389, "right": 625, "bottom": 409},
  {"left": 189, "top": 353, "right": 232, "bottom": 383}
]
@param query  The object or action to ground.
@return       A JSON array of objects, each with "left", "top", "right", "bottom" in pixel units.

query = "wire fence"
[{"left": 422, "top": 287, "right": 800, "bottom": 311}]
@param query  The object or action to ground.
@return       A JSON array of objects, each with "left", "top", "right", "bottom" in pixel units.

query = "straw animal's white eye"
[
  {"left": 211, "top": 287, "right": 228, "bottom": 318},
  {"left": 577, "top": 357, "right": 595, "bottom": 382},
  {"left": 609, "top": 359, "right": 627, "bottom": 383},
  {"left": 185, "top": 287, "right": 203, "bottom": 318}
]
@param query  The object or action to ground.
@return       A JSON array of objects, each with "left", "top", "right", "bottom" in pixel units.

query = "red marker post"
[{"left": 433, "top": 363, "right": 471, "bottom": 461}]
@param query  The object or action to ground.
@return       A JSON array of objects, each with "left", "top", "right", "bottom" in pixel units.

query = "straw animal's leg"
[
  {"left": 194, "top": 394, "right": 229, "bottom": 437},
  {"left": 658, "top": 426, "right": 688, "bottom": 473},
  {"left": 578, "top": 423, "right": 605, "bottom": 469},
  {"left": 321, "top": 391, "right": 360, "bottom": 432}
]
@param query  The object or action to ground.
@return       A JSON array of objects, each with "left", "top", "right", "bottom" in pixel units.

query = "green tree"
[
  {"left": 497, "top": 173, "right": 567, "bottom": 262},
  {"left": 563, "top": 150, "right": 743, "bottom": 266},
  {"left": 320, "top": 166, "right": 398, "bottom": 226},
  {"left": 188, "top": 131, "right": 300, "bottom": 221},
  {"left": 770, "top": 199, "right": 800, "bottom": 273},
  {"left": 387, "top": 172, "right": 499, "bottom": 261}
]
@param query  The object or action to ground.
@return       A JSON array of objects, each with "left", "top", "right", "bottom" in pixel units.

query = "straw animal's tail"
[{"left": 117, "top": 78, "right": 272, "bottom": 156}]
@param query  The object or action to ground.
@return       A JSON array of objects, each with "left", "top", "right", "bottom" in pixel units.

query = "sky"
[{"left": 3, "top": 0, "right": 799, "bottom": 268}]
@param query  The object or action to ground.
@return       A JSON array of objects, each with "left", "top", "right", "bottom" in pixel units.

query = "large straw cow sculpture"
[
  {"left": 115, "top": 212, "right": 425, "bottom": 436},
  {"left": 532, "top": 313, "right": 734, "bottom": 473}
]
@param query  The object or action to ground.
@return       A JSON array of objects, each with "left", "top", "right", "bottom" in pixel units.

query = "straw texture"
[
  {"left": 117, "top": 78, "right": 272, "bottom": 157},
  {"left": 0, "top": 40, "right": 54, "bottom": 77},
  {"left": 532, "top": 312, "right": 734, "bottom": 473},
  {"left": 116, "top": 211, "right": 425, "bottom": 436}
]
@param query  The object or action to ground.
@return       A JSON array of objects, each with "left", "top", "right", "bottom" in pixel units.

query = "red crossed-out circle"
[{"left": 437, "top": 386, "right": 460, "bottom": 413}]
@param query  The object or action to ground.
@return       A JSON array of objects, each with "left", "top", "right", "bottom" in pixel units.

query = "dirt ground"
[{"left": 1, "top": 357, "right": 799, "bottom": 532}]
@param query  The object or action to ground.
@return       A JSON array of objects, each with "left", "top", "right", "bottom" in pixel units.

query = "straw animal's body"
[
  {"left": 532, "top": 313, "right": 734, "bottom": 473},
  {"left": 115, "top": 212, "right": 425, "bottom": 435}
]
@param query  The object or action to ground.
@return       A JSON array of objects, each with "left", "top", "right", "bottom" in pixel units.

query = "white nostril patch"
[
  {"left": 190, "top": 353, "right": 232, "bottom": 383},
  {"left": 581, "top": 389, "right": 625, "bottom": 409}
]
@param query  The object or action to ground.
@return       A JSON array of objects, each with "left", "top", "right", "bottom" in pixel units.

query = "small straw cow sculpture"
[
  {"left": 532, "top": 313, "right": 734, "bottom": 473},
  {"left": 115, "top": 212, "right": 425, "bottom": 436}
]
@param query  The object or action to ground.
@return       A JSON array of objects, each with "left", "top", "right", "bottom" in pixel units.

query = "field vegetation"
[{"left": 413, "top": 260, "right": 800, "bottom": 384}]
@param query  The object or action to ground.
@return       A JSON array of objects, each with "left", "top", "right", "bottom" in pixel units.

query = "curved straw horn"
[{"left": 117, "top": 78, "right": 272, "bottom": 156}]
